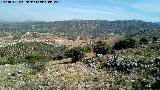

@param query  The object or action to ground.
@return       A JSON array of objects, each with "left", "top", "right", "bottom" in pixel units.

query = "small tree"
[
  {"left": 113, "top": 38, "right": 136, "bottom": 50},
  {"left": 152, "top": 37, "right": 158, "bottom": 43},
  {"left": 126, "top": 38, "right": 136, "bottom": 48},
  {"left": 93, "top": 41, "right": 109, "bottom": 55},
  {"left": 65, "top": 47, "right": 84, "bottom": 63},
  {"left": 140, "top": 37, "right": 148, "bottom": 44}
]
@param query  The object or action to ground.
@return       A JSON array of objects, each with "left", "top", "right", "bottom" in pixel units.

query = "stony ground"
[{"left": 0, "top": 58, "right": 149, "bottom": 90}]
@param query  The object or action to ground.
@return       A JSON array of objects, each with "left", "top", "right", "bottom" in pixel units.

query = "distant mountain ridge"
[
  {"left": 155, "top": 22, "right": 160, "bottom": 25},
  {"left": 0, "top": 20, "right": 160, "bottom": 38}
]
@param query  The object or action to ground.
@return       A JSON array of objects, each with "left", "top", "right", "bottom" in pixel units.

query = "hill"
[
  {"left": 0, "top": 20, "right": 160, "bottom": 38},
  {"left": 0, "top": 42, "right": 66, "bottom": 64}
]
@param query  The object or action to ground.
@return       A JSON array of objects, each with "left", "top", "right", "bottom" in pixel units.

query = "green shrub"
[
  {"left": 113, "top": 38, "right": 136, "bottom": 50},
  {"left": 140, "top": 37, "right": 148, "bottom": 44},
  {"left": 65, "top": 47, "right": 84, "bottom": 63},
  {"left": 82, "top": 45, "right": 92, "bottom": 53},
  {"left": 25, "top": 54, "right": 43, "bottom": 63},
  {"left": 152, "top": 80, "right": 160, "bottom": 89},
  {"left": 0, "top": 42, "right": 66, "bottom": 64},
  {"left": 54, "top": 54, "right": 64, "bottom": 60},
  {"left": 152, "top": 37, "right": 158, "bottom": 43},
  {"left": 75, "top": 45, "right": 92, "bottom": 53},
  {"left": 0, "top": 57, "right": 22, "bottom": 65},
  {"left": 92, "top": 41, "right": 110, "bottom": 55}
]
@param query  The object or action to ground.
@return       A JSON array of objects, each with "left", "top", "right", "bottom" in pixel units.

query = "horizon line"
[{"left": 0, "top": 19, "right": 158, "bottom": 23}]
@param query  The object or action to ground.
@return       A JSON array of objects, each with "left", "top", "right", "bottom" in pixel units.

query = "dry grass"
[{"left": 0, "top": 56, "right": 152, "bottom": 90}]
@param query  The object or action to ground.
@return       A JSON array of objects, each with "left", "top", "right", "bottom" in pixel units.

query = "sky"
[{"left": 0, "top": 0, "right": 160, "bottom": 22}]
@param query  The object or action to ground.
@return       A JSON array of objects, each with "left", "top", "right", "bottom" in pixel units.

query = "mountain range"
[{"left": 0, "top": 20, "right": 160, "bottom": 38}]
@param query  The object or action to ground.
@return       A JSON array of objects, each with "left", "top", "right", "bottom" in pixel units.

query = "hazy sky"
[{"left": 0, "top": 0, "right": 160, "bottom": 22}]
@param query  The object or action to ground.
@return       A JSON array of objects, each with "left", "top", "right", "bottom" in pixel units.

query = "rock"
[
  {"left": 4, "top": 64, "right": 10, "bottom": 67},
  {"left": 17, "top": 71, "right": 22, "bottom": 74},
  {"left": 97, "top": 54, "right": 103, "bottom": 57},
  {"left": 7, "top": 73, "right": 11, "bottom": 76}
]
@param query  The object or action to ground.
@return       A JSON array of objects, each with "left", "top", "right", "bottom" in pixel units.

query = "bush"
[
  {"left": 65, "top": 47, "right": 84, "bottom": 63},
  {"left": 140, "top": 37, "right": 148, "bottom": 44},
  {"left": 132, "top": 78, "right": 149, "bottom": 90},
  {"left": 152, "top": 37, "right": 158, "bottom": 43},
  {"left": 152, "top": 80, "right": 160, "bottom": 89},
  {"left": 54, "top": 54, "right": 64, "bottom": 60},
  {"left": 113, "top": 38, "right": 136, "bottom": 50},
  {"left": 83, "top": 45, "right": 92, "bottom": 53},
  {"left": 92, "top": 41, "right": 110, "bottom": 55},
  {"left": 25, "top": 54, "right": 43, "bottom": 63}
]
